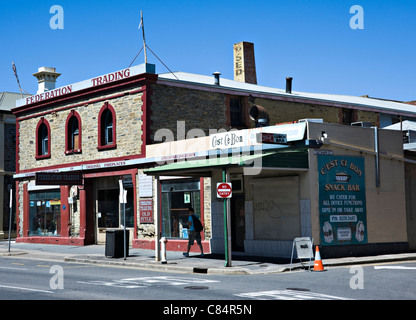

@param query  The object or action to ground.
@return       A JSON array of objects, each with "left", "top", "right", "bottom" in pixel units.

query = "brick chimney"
[
  {"left": 233, "top": 41, "right": 257, "bottom": 84},
  {"left": 33, "top": 67, "right": 61, "bottom": 94}
]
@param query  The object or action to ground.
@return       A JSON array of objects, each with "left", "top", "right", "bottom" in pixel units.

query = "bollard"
[{"left": 160, "top": 237, "right": 167, "bottom": 264}]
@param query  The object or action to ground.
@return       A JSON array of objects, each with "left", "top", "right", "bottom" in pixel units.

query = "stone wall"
[
  {"left": 202, "top": 177, "right": 211, "bottom": 239},
  {"left": 136, "top": 169, "right": 155, "bottom": 239},
  {"left": 254, "top": 97, "right": 379, "bottom": 126},
  {"left": 148, "top": 83, "right": 381, "bottom": 139},
  {"left": 18, "top": 87, "right": 144, "bottom": 171},
  {"left": 149, "top": 84, "right": 229, "bottom": 142}
]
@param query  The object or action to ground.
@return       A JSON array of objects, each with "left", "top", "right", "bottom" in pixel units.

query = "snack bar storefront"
[
  {"left": 146, "top": 121, "right": 411, "bottom": 258},
  {"left": 14, "top": 120, "right": 412, "bottom": 258}
]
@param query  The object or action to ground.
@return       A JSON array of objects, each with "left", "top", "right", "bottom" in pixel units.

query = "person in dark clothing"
[{"left": 183, "top": 207, "right": 204, "bottom": 257}]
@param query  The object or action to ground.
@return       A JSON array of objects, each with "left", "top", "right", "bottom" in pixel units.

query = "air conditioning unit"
[
  {"left": 351, "top": 121, "right": 373, "bottom": 127},
  {"left": 298, "top": 119, "right": 323, "bottom": 123}
]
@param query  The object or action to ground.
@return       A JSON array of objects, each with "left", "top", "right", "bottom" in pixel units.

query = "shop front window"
[
  {"left": 161, "top": 179, "right": 201, "bottom": 239},
  {"left": 122, "top": 187, "right": 134, "bottom": 228},
  {"left": 98, "top": 188, "right": 134, "bottom": 228},
  {"left": 29, "top": 190, "right": 61, "bottom": 236}
]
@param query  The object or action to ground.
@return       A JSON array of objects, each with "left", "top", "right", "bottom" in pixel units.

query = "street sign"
[
  {"left": 256, "top": 132, "right": 287, "bottom": 144},
  {"left": 119, "top": 180, "right": 128, "bottom": 204},
  {"left": 121, "top": 174, "right": 133, "bottom": 188},
  {"left": 139, "top": 199, "right": 153, "bottom": 223},
  {"left": 217, "top": 182, "right": 232, "bottom": 198}
]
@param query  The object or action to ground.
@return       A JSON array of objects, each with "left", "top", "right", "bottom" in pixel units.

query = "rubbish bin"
[{"left": 105, "top": 229, "right": 129, "bottom": 258}]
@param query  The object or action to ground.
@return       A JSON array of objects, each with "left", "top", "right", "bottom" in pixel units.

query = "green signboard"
[{"left": 318, "top": 155, "right": 367, "bottom": 246}]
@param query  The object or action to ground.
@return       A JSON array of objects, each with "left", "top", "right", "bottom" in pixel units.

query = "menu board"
[{"left": 318, "top": 155, "right": 367, "bottom": 246}]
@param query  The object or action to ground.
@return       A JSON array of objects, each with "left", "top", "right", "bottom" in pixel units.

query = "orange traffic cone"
[{"left": 313, "top": 246, "right": 325, "bottom": 271}]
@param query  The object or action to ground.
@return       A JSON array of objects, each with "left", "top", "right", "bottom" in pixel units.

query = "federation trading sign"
[
  {"left": 217, "top": 183, "right": 232, "bottom": 198},
  {"left": 16, "top": 64, "right": 155, "bottom": 107},
  {"left": 35, "top": 172, "right": 83, "bottom": 186}
]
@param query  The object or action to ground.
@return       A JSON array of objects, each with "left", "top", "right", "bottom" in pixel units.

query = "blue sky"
[{"left": 1, "top": 0, "right": 416, "bottom": 102}]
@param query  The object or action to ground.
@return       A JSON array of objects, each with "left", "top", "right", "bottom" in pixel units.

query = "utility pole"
[
  {"left": 8, "top": 186, "right": 12, "bottom": 252},
  {"left": 222, "top": 169, "right": 232, "bottom": 267}
]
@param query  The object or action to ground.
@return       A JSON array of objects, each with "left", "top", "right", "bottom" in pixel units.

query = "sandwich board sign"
[{"left": 290, "top": 237, "right": 314, "bottom": 271}]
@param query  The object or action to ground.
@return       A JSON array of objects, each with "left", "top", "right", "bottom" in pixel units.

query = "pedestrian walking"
[{"left": 183, "top": 207, "right": 204, "bottom": 257}]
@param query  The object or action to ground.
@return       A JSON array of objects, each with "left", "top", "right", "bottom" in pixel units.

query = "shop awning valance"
[
  {"left": 144, "top": 152, "right": 275, "bottom": 175},
  {"left": 144, "top": 149, "right": 308, "bottom": 176}
]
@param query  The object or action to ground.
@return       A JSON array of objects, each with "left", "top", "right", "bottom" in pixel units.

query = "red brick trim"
[
  {"left": 35, "top": 117, "right": 51, "bottom": 160},
  {"left": 97, "top": 102, "right": 117, "bottom": 150},
  {"left": 22, "top": 183, "right": 28, "bottom": 237},
  {"left": 15, "top": 181, "right": 20, "bottom": 237},
  {"left": 15, "top": 236, "right": 85, "bottom": 246},
  {"left": 133, "top": 238, "right": 210, "bottom": 253},
  {"left": 65, "top": 110, "right": 82, "bottom": 154}
]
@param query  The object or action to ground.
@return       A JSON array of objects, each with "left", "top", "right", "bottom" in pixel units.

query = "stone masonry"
[{"left": 18, "top": 87, "right": 144, "bottom": 171}]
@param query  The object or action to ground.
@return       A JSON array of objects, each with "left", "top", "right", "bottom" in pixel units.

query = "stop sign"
[{"left": 217, "top": 182, "right": 232, "bottom": 198}]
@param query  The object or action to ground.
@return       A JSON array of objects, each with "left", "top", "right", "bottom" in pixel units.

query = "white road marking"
[
  {"left": 0, "top": 284, "right": 53, "bottom": 294},
  {"left": 0, "top": 266, "right": 28, "bottom": 271},
  {"left": 374, "top": 266, "right": 416, "bottom": 270},
  {"left": 78, "top": 276, "right": 220, "bottom": 289},
  {"left": 235, "top": 289, "right": 351, "bottom": 300},
  {"left": 77, "top": 280, "right": 148, "bottom": 289}
]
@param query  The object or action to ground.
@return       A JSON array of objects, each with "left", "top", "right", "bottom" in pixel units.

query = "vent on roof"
[
  {"left": 213, "top": 72, "right": 221, "bottom": 85},
  {"left": 286, "top": 77, "right": 293, "bottom": 94},
  {"left": 249, "top": 105, "right": 270, "bottom": 127}
]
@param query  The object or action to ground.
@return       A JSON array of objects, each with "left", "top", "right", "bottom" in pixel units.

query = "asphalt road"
[{"left": 0, "top": 256, "right": 415, "bottom": 301}]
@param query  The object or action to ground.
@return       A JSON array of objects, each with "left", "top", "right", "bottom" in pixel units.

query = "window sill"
[
  {"left": 65, "top": 149, "right": 82, "bottom": 155},
  {"left": 97, "top": 143, "right": 117, "bottom": 151},
  {"left": 35, "top": 154, "right": 51, "bottom": 160}
]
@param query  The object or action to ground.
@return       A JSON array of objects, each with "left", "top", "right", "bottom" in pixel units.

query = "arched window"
[
  {"left": 103, "top": 109, "right": 113, "bottom": 145},
  {"left": 36, "top": 118, "right": 51, "bottom": 159},
  {"left": 97, "top": 102, "right": 116, "bottom": 150},
  {"left": 65, "top": 111, "right": 82, "bottom": 154},
  {"left": 40, "top": 124, "right": 48, "bottom": 154}
]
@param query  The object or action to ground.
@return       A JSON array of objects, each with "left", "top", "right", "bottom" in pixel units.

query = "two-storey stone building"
[{"left": 12, "top": 42, "right": 416, "bottom": 256}]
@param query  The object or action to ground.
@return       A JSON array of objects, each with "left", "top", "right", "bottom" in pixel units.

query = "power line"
[
  {"left": 146, "top": 45, "right": 179, "bottom": 80},
  {"left": 128, "top": 46, "right": 144, "bottom": 68},
  {"left": 130, "top": 11, "right": 179, "bottom": 80}
]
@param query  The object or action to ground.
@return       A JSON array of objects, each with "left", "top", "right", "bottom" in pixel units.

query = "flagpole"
[
  {"left": 12, "top": 62, "right": 24, "bottom": 98},
  {"left": 140, "top": 11, "right": 148, "bottom": 64}
]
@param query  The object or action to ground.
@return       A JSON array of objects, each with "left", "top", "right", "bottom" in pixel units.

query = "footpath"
[{"left": 1, "top": 241, "right": 416, "bottom": 275}]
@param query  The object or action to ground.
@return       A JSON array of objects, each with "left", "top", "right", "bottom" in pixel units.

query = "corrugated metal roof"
[
  {"left": 158, "top": 72, "right": 416, "bottom": 117},
  {"left": 384, "top": 120, "right": 416, "bottom": 131},
  {"left": 0, "top": 92, "right": 30, "bottom": 111}
]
